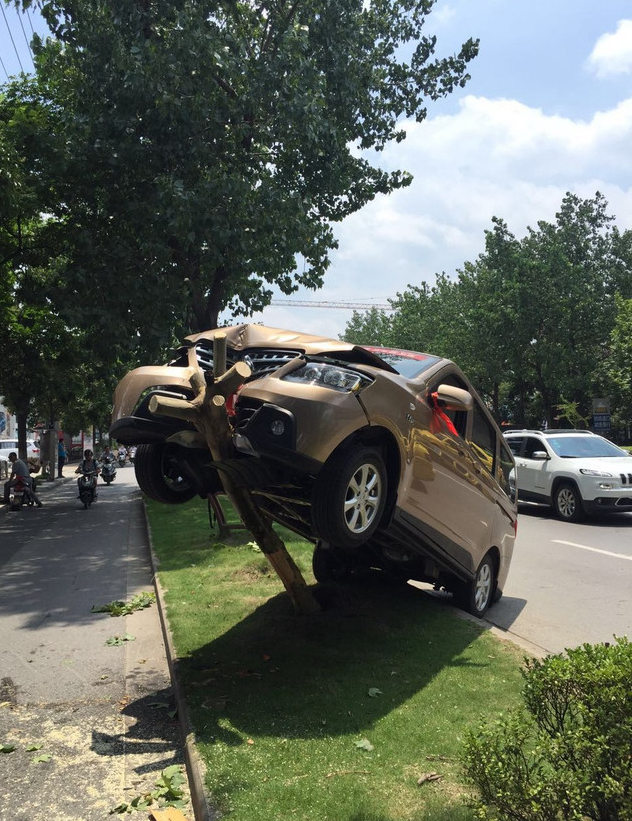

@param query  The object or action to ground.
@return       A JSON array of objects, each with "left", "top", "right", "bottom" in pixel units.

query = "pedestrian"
[
  {"left": 3, "top": 452, "right": 42, "bottom": 507},
  {"left": 58, "top": 438, "right": 67, "bottom": 478}
]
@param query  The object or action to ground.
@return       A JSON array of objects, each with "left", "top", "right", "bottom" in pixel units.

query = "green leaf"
[
  {"left": 1, "top": 744, "right": 16, "bottom": 753},
  {"left": 355, "top": 738, "right": 374, "bottom": 752},
  {"left": 368, "top": 687, "right": 383, "bottom": 698},
  {"left": 26, "top": 744, "right": 42, "bottom": 751},
  {"left": 105, "top": 633, "right": 136, "bottom": 646},
  {"left": 31, "top": 753, "right": 52, "bottom": 763}
]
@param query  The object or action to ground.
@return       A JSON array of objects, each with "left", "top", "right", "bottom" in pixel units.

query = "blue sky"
[{"left": 2, "top": 1, "right": 632, "bottom": 339}]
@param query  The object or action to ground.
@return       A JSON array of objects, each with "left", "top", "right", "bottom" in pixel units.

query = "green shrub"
[{"left": 462, "top": 637, "right": 632, "bottom": 820}]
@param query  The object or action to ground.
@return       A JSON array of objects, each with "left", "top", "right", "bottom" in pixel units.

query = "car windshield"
[
  {"left": 546, "top": 435, "right": 627, "bottom": 458},
  {"left": 362, "top": 347, "right": 441, "bottom": 378}
]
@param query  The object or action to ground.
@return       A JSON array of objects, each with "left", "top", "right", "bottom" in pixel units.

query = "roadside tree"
[{"left": 13, "top": 0, "right": 478, "bottom": 340}]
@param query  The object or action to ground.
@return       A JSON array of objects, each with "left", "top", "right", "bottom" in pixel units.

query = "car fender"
[{"left": 111, "top": 365, "right": 197, "bottom": 421}]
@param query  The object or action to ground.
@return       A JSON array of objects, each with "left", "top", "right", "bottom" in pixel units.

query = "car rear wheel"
[
  {"left": 553, "top": 482, "right": 584, "bottom": 522},
  {"left": 134, "top": 443, "right": 197, "bottom": 504},
  {"left": 312, "top": 446, "right": 387, "bottom": 549},
  {"left": 456, "top": 552, "right": 495, "bottom": 618},
  {"left": 312, "top": 542, "right": 354, "bottom": 583}
]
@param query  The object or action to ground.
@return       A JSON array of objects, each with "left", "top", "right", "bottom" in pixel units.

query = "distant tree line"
[{"left": 342, "top": 192, "right": 632, "bottom": 435}]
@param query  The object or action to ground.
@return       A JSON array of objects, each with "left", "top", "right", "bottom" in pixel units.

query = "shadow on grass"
[{"left": 176, "top": 574, "right": 490, "bottom": 746}]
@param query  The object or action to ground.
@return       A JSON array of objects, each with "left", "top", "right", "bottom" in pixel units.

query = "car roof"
[{"left": 504, "top": 429, "right": 596, "bottom": 436}]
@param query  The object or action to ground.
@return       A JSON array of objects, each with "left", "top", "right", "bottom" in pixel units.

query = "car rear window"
[{"left": 362, "top": 347, "right": 441, "bottom": 378}]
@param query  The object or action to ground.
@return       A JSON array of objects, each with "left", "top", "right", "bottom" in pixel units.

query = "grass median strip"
[{"left": 146, "top": 497, "right": 525, "bottom": 821}]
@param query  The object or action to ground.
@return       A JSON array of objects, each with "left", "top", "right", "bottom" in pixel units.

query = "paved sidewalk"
[{"left": 0, "top": 472, "right": 195, "bottom": 820}]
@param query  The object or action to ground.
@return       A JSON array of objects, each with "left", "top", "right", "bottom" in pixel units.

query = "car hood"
[
  {"left": 182, "top": 323, "right": 399, "bottom": 374},
  {"left": 566, "top": 456, "right": 632, "bottom": 475}
]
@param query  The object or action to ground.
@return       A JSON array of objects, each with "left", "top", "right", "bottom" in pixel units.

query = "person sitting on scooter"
[
  {"left": 101, "top": 446, "right": 114, "bottom": 463},
  {"left": 75, "top": 449, "right": 100, "bottom": 495},
  {"left": 3, "top": 452, "right": 42, "bottom": 507}
]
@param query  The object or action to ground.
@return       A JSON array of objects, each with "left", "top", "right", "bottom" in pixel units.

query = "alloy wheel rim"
[
  {"left": 344, "top": 464, "right": 382, "bottom": 534},
  {"left": 474, "top": 562, "right": 492, "bottom": 612},
  {"left": 558, "top": 488, "right": 575, "bottom": 518}
]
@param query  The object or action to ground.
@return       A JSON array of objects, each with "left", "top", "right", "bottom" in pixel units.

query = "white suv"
[{"left": 504, "top": 429, "right": 632, "bottom": 522}]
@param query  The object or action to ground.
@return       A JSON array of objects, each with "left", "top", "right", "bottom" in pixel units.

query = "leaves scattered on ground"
[
  {"left": 92, "top": 591, "right": 156, "bottom": 617},
  {"left": 109, "top": 765, "right": 187, "bottom": 814}
]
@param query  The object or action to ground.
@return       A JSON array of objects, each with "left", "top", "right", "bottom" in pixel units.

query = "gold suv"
[{"left": 111, "top": 324, "right": 517, "bottom": 617}]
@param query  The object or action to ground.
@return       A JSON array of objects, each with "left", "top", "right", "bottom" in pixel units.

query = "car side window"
[
  {"left": 497, "top": 439, "right": 515, "bottom": 497},
  {"left": 506, "top": 436, "right": 524, "bottom": 457},
  {"left": 468, "top": 400, "right": 496, "bottom": 475},
  {"left": 524, "top": 437, "right": 546, "bottom": 459}
]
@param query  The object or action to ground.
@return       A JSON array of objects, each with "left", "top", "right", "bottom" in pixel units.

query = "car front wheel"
[
  {"left": 311, "top": 446, "right": 387, "bottom": 549},
  {"left": 553, "top": 482, "right": 584, "bottom": 522},
  {"left": 134, "top": 443, "right": 197, "bottom": 504}
]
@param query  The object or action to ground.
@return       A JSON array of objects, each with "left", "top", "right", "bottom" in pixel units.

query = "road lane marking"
[{"left": 552, "top": 540, "right": 632, "bottom": 561}]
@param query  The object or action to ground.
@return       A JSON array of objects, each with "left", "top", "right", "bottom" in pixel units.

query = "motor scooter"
[
  {"left": 117, "top": 451, "right": 126, "bottom": 467},
  {"left": 78, "top": 471, "right": 98, "bottom": 508},
  {"left": 101, "top": 458, "right": 117, "bottom": 485},
  {"left": 9, "top": 475, "right": 36, "bottom": 511}
]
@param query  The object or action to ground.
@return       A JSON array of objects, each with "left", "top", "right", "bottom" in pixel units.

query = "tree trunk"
[{"left": 148, "top": 333, "right": 320, "bottom": 614}]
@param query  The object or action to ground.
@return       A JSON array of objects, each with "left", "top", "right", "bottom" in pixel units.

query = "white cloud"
[
  {"left": 587, "top": 19, "right": 632, "bottom": 78},
  {"left": 251, "top": 93, "right": 632, "bottom": 337}
]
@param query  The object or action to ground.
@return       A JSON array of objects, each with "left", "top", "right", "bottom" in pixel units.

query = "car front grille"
[{"left": 194, "top": 342, "right": 302, "bottom": 378}]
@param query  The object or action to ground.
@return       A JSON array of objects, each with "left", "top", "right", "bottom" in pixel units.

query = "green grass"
[{"left": 146, "top": 497, "right": 526, "bottom": 821}]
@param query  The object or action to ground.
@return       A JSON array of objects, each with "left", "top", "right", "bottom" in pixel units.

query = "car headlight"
[
  {"left": 281, "top": 362, "right": 372, "bottom": 393},
  {"left": 579, "top": 468, "right": 614, "bottom": 478}
]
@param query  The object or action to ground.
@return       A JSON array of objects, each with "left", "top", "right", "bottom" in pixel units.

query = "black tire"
[
  {"left": 312, "top": 446, "right": 387, "bottom": 549},
  {"left": 553, "top": 481, "right": 584, "bottom": 522},
  {"left": 134, "top": 443, "right": 197, "bottom": 505},
  {"left": 104, "top": 478, "right": 112, "bottom": 485},
  {"left": 456, "top": 552, "right": 496, "bottom": 618},
  {"left": 312, "top": 542, "right": 352, "bottom": 583}
]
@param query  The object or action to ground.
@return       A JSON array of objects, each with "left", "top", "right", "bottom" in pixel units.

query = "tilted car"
[
  {"left": 504, "top": 428, "right": 632, "bottom": 521},
  {"left": 111, "top": 324, "right": 517, "bottom": 616}
]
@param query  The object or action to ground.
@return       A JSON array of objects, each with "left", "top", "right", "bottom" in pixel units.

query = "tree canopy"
[{"left": 13, "top": 0, "right": 478, "bottom": 338}]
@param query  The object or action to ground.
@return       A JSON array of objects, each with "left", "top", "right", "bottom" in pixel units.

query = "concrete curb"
[{"left": 141, "top": 502, "right": 217, "bottom": 821}]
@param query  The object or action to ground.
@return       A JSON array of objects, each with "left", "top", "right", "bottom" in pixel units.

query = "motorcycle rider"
[
  {"left": 75, "top": 449, "right": 100, "bottom": 497},
  {"left": 101, "top": 445, "right": 114, "bottom": 463},
  {"left": 117, "top": 445, "right": 127, "bottom": 464},
  {"left": 3, "top": 452, "right": 42, "bottom": 507}
]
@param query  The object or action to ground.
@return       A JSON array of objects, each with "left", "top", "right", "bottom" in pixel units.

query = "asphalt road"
[{"left": 486, "top": 503, "right": 632, "bottom": 655}]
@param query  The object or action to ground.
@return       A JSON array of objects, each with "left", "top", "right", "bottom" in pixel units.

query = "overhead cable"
[
  {"left": 16, "top": 7, "right": 34, "bottom": 66},
  {"left": 0, "top": 3, "right": 25, "bottom": 73}
]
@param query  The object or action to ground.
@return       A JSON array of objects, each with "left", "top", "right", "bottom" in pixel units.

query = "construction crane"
[{"left": 270, "top": 299, "right": 393, "bottom": 311}]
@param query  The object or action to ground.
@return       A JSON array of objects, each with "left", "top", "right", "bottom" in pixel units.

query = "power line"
[
  {"left": 0, "top": 3, "right": 24, "bottom": 73},
  {"left": 270, "top": 299, "right": 394, "bottom": 311},
  {"left": 26, "top": 7, "right": 35, "bottom": 36},
  {"left": 16, "top": 8, "right": 34, "bottom": 66},
  {"left": 0, "top": 53, "right": 9, "bottom": 82}
]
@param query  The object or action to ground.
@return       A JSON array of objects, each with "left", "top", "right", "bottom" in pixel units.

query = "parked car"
[
  {"left": 504, "top": 429, "right": 632, "bottom": 522},
  {"left": 0, "top": 438, "right": 40, "bottom": 464},
  {"left": 111, "top": 324, "right": 517, "bottom": 616}
]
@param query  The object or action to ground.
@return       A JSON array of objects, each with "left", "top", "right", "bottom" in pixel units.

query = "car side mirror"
[
  {"left": 434, "top": 384, "right": 473, "bottom": 411},
  {"left": 531, "top": 450, "right": 549, "bottom": 460}
]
